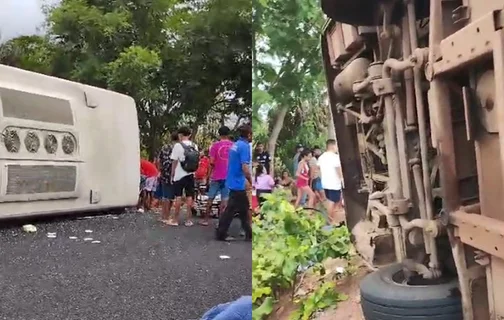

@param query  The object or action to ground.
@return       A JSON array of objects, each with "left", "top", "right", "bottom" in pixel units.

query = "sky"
[{"left": 0, "top": 0, "right": 59, "bottom": 42}]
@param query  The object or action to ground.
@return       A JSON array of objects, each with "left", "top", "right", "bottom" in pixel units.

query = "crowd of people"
[
  {"left": 252, "top": 139, "right": 345, "bottom": 226},
  {"left": 138, "top": 125, "right": 345, "bottom": 238},
  {"left": 139, "top": 125, "right": 253, "bottom": 242}
]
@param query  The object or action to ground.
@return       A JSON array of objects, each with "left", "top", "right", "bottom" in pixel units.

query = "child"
[{"left": 253, "top": 164, "right": 275, "bottom": 208}]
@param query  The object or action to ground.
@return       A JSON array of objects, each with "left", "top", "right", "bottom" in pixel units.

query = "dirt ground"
[
  {"left": 271, "top": 256, "right": 370, "bottom": 320},
  {"left": 314, "top": 263, "right": 369, "bottom": 320}
]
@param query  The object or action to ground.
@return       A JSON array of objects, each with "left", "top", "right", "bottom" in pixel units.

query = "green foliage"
[
  {"left": 0, "top": 0, "right": 251, "bottom": 159},
  {"left": 290, "top": 282, "right": 347, "bottom": 320},
  {"left": 0, "top": 36, "right": 56, "bottom": 74},
  {"left": 253, "top": 0, "right": 329, "bottom": 171},
  {"left": 106, "top": 46, "right": 162, "bottom": 101},
  {"left": 252, "top": 190, "right": 351, "bottom": 319}
]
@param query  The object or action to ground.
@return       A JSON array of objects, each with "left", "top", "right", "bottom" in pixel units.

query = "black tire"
[{"left": 360, "top": 263, "right": 463, "bottom": 320}]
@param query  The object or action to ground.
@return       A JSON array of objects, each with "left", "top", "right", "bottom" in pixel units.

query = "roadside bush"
[{"left": 252, "top": 190, "right": 350, "bottom": 319}]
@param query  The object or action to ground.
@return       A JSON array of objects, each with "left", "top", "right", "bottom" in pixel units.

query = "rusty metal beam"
[
  {"left": 433, "top": 10, "right": 501, "bottom": 75},
  {"left": 451, "top": 210, "right": 504, "bottom": 260}
]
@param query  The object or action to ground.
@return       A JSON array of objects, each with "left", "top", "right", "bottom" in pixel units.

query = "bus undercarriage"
[{"left": 321, "top": 0, "right": 504, "bottom": 319}]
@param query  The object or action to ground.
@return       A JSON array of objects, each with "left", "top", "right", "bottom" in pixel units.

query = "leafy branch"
[{"left": 252, "top": 190, "right": 351, "bottom": 319}]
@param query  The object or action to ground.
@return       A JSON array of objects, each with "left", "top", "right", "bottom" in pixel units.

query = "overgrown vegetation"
[{"left": 252, "top": 191, "right": 351, "bottom": 319}]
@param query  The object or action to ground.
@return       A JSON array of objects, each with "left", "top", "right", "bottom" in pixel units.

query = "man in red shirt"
[{"left": 139, "top": 159, "right": 159, "bottom": 211}]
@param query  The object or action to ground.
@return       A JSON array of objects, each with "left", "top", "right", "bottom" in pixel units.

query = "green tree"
[
  {"left": 0, "top": 0, "right": 251, "bottom": 159},
  {"left": 0, "top": 36, "right": 56, "bottom": 74},
  {"left": 253, "top": 0, "right": 327, "bottom": 174}
]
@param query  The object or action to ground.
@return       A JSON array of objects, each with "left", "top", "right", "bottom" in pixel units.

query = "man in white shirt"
[
  {"left": 168, "top": 126, "right": 199, "bottom": 227},
  {"left": 317, "top": 139, "right": 344, "bottom": 225}
]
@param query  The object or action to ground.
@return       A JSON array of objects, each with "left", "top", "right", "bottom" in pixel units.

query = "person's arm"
[{"left": 295, "top": 160, "right": 304, "bottom": 179}]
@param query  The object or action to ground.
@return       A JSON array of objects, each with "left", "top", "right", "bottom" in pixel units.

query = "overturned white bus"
[{"left": 0, "top": 64, "right": 140, "bottom": 219}]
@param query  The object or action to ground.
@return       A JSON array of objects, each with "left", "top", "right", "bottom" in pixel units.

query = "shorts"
[
  {"left": 161, "top": 182, "right": 175, "bottom": 201},
  {"left": 207, "top": 180, "right": 230, "bottom": 200},
  {"left": 154, "top": 180, "right": 163, "bottom": 199},
  {"left": 312, "top": 177, "right": 323, "bottom": 191},
  {"left": 324, "top": 189, "right": 342, "bottom": 203},
  {"left": 296, "top": 178, "right": 308, "bottom": 188},
  {"left": 173, "top": 174, "right": 195, "bottom": 198},
  {"left": 143, "top": 176, "right": 157, "bottom": 192}
]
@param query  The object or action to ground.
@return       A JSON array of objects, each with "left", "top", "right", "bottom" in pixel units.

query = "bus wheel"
[{"left": 360, "top": 263, "right": 462, "bottom": 320}]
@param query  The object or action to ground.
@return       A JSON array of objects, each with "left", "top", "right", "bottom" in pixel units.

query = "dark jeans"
[{"left": 216, "top": 190, "right": 252, "bottom": 240}]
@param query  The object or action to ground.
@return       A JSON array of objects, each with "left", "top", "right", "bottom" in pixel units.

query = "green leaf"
[{"left": 252, "top": 297, "right": 275, "bottom": 320}]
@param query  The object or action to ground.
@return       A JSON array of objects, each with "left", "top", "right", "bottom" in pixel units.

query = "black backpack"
[{"left": 180, "top": 143, "right": 199, "bottom": 173}]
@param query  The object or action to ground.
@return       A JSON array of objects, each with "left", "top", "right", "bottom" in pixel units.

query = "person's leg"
[
  {"left": 171, "top": 179, "right": 184, "bottom": 226},
  {"left": 333, "top": 189, "right": 344, "bottom": 225},
  {"left": 300, "top": 192, "right": 308, "bottom": 206},
  {"left": 294, "top": 188, "right": 303, "bottom": 207},
  {"left": 204, "top": 180, "right": 220, "bottom": 225},
  {"left": 138, "top": 175, "right": 146, "bottom": 210},
  {"left": 236, "top": 191, "right": 252, "bottom": 240},
  {"left": 325, "top": 189, "right": 343, "bottom": 225},
  {"left": 161, "top": 183, "right": 173, "bottom": 222},
  {"left": 145, "top": 177, "right": 157, "bottom": 210},
  {"left": 246, "top": 181, "right": 253, "bottom": 228},
  {"left": 220, "top": 180, "right": 229, "bottom": 214},
  {"left": 137, "top": 190, "right": 144, "bottom": 209},
  {"left": 313, "top": 178, "right": 325, "bottom": 207},
  {"left": 304, "top": 186, "right": 316, "bottom": 208},
  {"left": 184, "top": 175, "right": 195, "bottom": 226},
  {"left": 216, "top": 190, "right": 239, "bottom": 240},
  {"left": 323, "top": 189, "right": 334, "bottom": 222}
]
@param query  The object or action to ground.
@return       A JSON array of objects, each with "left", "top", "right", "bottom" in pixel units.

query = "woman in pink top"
[
  {"left": 295, "top": 150, "right": 315, "bottom": 208},
  {"left": 253, "top": 164, "right": 275, "bottom": 208}
]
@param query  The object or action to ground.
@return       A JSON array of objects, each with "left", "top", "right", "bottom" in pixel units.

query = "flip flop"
[{"left": 184, "top": 220, "right": 194, "bottom": 227}]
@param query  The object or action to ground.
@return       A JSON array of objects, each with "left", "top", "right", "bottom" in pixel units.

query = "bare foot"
[{"left": 166, "top": 219, "right": 179, "bottom": 226}]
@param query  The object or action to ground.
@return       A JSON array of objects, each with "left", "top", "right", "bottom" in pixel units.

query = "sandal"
[{"left": 184, "top": 220, "right": 194, "bottom": 227}]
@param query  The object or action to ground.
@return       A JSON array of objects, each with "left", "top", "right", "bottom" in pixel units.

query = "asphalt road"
[{"left": 0, "top": 211, "right": 252, "bottom": 320}]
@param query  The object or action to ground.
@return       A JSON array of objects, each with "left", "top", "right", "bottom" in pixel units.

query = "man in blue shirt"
[{"left": 216, "top": 125, "right": 252, "bottom": 241}]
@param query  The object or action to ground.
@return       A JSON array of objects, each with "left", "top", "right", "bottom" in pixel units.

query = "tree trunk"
[
  {"left": 327, "top": 102, "right": 337, "bottom": 140},
  {"left": 191, "top": 122, "right": 200, "bottom": 141},
  {"left": 267, "top": 106, "right": 288, "bottom": 177}
]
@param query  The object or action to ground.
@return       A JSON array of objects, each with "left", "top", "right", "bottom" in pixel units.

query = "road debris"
[
  {"left": 22, "top": 224, "right": 37, "bottom": 233},
  {"left": 219, "top": 255, "right": 231, "bottom": 260}
]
